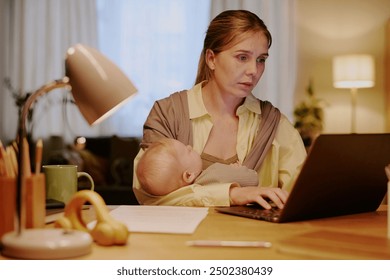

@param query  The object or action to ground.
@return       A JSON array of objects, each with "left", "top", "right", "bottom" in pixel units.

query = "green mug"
[{"left": 43, "top": 165, "right": 95, "bottom": 204}]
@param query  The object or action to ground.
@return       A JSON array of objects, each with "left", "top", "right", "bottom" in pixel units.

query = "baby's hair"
[{"left": 136, "top": 138, "right": 182, "bottom": 195}]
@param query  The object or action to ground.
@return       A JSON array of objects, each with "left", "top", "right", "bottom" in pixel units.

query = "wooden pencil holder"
[
  {"left": 25, "top": 174, "right": 46, "bottom": 229},
  {"left": 0, "top": 177, "right": 16, "bottom": 239},
  {"left": 0, "top": 174, "right": 46, "bottom": 239}
]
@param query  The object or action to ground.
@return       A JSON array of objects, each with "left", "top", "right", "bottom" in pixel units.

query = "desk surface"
[
  {"left": 66, "top": 205, "right": 390, "bottom": 260},
  {"left": 1, "top": 206, "right": 389, "bottom": 260}
]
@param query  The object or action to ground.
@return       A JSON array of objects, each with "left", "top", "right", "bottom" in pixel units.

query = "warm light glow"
[
  {"left": 75, "top": 136, "right": 86, "bottom": 145},
  {"left": 92, "top": 95, "right": 135, "bottom": 125},
  {"left": 332, "top": 54, "right": 375, "bottom": 89}
]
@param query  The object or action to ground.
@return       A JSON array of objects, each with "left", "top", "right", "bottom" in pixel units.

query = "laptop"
[{"left": 215, "top": 133, "right": 390, "bottom": 223}]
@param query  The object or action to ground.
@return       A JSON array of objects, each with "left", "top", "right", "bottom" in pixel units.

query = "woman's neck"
[{"left": 202, "top": 81, "right": 243, "bottom": 118}]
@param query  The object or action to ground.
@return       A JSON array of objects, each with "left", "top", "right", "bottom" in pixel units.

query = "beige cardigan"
[
  {"left": 141, "top": 90, "right": 281, "bottom": 171},
  {"left": 195, "top": 163, "right": 259, "bottom": 187}
]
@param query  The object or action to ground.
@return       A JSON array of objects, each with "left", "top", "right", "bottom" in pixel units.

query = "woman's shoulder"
[
  {"left": 155, "top": 89, "right": 187, "bottom": 104},
  {"left": 150, "top": 90, "right": 189, "bottom": 115},
  {"left": 157, "top": 82, "right": 202, "bottom": 104},
  {"left": 246, "top": 96, "right": 300, "bottom": 142},
  {"left": 275, "top": 114, "right": 304, "bottom": 146}
]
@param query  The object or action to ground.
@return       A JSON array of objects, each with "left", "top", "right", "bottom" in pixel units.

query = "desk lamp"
[
  {"left": 1, "top": 44, "right": 137, "bottom": 259},
  {"left": 332, "top": 54, "right": 375, "bottom": 133}
]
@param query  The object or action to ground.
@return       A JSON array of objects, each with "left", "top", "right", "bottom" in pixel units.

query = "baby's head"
[{"left": 136, "top": 138, "right": 202, "bottom": 196}]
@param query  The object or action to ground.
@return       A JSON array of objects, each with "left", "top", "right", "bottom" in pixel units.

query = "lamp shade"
[
  {"left": 65, "top": 44, "right": 137, "bottom": 125},
  {"left": 332, "top": 54, "right": 375, "bottom": 89}
]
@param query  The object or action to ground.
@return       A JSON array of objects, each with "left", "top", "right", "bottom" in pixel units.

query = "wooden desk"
[
  {"left": 1, "top": 206, "right": 389, "bottom": 260},
  {"left": 62, "top": 205, "right": 390, "bottom": 259}
]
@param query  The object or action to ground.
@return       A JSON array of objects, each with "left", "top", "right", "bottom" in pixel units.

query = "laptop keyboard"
[{"left": 238, "top": 207, "right": 282, "bottom": 222}]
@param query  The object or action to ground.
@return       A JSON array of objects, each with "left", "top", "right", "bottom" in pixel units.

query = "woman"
[{"left": 132, "top": 10, "right": 307, "bottom": 209}]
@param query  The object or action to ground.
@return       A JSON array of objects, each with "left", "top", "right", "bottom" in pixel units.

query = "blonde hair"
[
  {"left": 136, "top": 139, "right": 185, "bottom": 196},
  {"left": 195, "top": 10, "right": 272, "bottom": 84}
]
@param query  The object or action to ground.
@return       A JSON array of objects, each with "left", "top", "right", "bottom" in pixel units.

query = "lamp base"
[{"left": 1, "top": 228, "right": 92, "bottom": 259}]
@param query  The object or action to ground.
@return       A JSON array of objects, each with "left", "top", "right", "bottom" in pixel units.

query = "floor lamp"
[
  {"left": 1, "top": 44, "right": 137, "bottom": 259},
  {"left": 332, "top": 54, "right": 375, "bottom": 133}
]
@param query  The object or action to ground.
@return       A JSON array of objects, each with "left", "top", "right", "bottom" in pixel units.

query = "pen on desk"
[
  {"left": 35, "top": 139, "right": 43, "bottom": 174},
  {"left": 186, "top": 240, "right": 272, "bottom": 248}
]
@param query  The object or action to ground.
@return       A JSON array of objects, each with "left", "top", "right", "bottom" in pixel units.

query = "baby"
[{"left": 136, "top": 138, "right": 259, "bottom": 196}]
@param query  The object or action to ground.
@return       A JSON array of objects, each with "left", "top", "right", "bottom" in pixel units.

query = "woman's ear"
[
  {"left": 182, "top": 170, "right": 197, "bottom": 184},
  {"left": 205, "top": 49, "right": 216, "bottom": 70}
]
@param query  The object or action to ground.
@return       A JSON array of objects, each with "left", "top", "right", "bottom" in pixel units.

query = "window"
[{"left": 96, "top": 0, "right": 211, "bottom": 137}]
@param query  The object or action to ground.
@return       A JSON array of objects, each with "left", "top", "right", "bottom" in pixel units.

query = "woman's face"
[{"left": 207, "top": 31, "right": 269, "bottom": 98}]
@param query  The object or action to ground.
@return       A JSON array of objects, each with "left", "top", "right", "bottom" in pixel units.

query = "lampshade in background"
[
  {"left": 332, "top": 54, "right": 375, "bottom": 133},
  {"left": 333, "top": 54, "right": 375, "bottom": 88},
  {"left": 1, "top": 44, "right": 137, "bottom": 259}
]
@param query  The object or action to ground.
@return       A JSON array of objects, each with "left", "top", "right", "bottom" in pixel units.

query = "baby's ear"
[{"left": 183, "top": 170, "right": 197, "bottom": 184}]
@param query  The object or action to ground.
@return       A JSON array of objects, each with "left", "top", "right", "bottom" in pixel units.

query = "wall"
[
  {"left": 295, "top": 0, "right": 390, "bottom": 133},
  {"left": 0, "top": 0, "right": 8, "bottom": 141}
]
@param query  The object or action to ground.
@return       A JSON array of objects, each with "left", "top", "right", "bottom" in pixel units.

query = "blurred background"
[{"left": 0, "top": 0, "right": 389, "bottom": 146}]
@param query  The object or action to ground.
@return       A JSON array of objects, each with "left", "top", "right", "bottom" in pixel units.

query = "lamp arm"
[
  {"left": 16, "top": 77, "right": 70, "bottom": 235},
  {"left": 20, "top": 77, "right": 70, "bottom": 132}
]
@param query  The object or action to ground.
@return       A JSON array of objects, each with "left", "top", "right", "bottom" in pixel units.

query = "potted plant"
[{"left": 293, "top": 80, "right": 326, "bottom": 148}]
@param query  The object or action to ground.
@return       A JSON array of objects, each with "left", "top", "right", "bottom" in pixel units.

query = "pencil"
[
  {"left": 0, "top": 140, "right": 14, "bottom": 177},
  {"left": 35, "top": 139, "right": 43, "bottom": 174},
  {"left": 6, "top": 146, "right": 17, "bottom": 177},
  {"left": 11, "top": 140, "right": 18, "bottom": 153},
  {"left": 0, "top": 140, "right": 6, "bottom": 176}
]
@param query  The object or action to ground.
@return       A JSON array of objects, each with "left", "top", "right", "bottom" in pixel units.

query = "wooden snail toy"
[{"left": 54, "top": 190, "right": 129, "bottom": 246}]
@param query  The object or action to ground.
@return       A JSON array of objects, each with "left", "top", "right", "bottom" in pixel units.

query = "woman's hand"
[{"left": 229, "top": 185, "right": 289, "bottom": 209}]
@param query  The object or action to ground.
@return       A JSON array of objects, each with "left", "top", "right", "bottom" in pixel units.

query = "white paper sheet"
[{"left": 90, "top": 206, "right": 209, "bottom": 234}]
